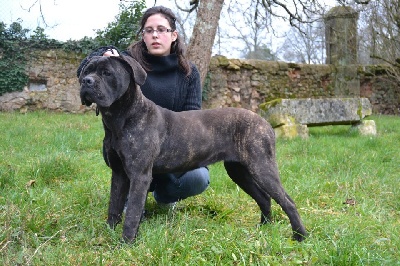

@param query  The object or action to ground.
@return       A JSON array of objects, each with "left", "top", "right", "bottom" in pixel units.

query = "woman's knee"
[
  {"left": 195, "top": 167, "right": 210, "bottom": 191},
  {"left": 153, "top": 167, "right": 210, "bottom": 203},
  {"left": 183, "top": 167, "right": 210, "bottom": 195}
]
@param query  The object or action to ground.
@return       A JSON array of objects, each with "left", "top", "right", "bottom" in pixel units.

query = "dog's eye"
[{"left": 103, "top": 70, "right": 111, "bottom": 76}]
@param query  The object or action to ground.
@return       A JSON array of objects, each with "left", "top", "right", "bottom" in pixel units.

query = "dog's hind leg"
[
  {"left": 269, "top": 189, "right": 307, "bottom": 242},
  {"left": 252, "top": 161, "right": 307, "bottom": 242},
  {"left": 224, "top": 162, "right": 272, "bottom": 223},
  {"left": 225, "top": 161, "right": 307, "bottom": 242}
]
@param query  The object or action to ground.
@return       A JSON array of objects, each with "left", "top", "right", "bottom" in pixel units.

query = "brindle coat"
[{"left": 79, "top": 55, "right": 307, "bottom": 243}]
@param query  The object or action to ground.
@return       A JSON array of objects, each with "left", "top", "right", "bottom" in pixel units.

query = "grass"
[{"left": 0, "top": 111, "right": 399, "bottom": 265}]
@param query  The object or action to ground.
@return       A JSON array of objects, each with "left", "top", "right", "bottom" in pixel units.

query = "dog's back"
[{"left": 152, "top": 107, "right": 276, "bottom": 174}]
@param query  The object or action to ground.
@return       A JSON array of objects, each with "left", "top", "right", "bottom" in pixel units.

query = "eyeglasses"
[{"left": 143, "top": 26, "right": 174, "bottom": 35}]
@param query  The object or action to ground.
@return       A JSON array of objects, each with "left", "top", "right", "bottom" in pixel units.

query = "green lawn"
[{"left": 0, "top": 111, "right": 399, "bottom": 265}]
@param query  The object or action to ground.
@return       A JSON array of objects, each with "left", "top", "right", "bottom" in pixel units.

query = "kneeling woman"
[{"left": 77, "top": 6, "right": 210, "bottom": 208}]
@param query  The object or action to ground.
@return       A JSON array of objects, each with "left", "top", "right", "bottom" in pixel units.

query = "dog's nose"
[{"left": 82, "top": 76, "right": 95, "bottom": 86}]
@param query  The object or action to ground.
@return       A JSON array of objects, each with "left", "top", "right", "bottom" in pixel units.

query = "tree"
[
  {"left": 183, "top": 0, "right": 368, "bottom": 85},
  {"left": 357, "top": 0, "right": 399, "bottom": 85},
  {"left": 1, "top": 20, "right": 30, "bottom": 40},
  {"left": 0, "top": 21, "right": 30, "bottom": 95},
  {"left": 95, "top": 0, "right": 146, "bottom": 49},
  {"left": 16, "top": 0, "right": 387, "bottom": 86},
  {"left": 214, "top": 0, "right": 276, "bottom": 60},
  {"left": 185, "top": 0, "right": 225, "bottom": 85},
  {"left": 30, "top": 26, "right": 48, "bottom": 41},
  {"left": 279, "top": 19, "right": 325, "bottom": 64}
]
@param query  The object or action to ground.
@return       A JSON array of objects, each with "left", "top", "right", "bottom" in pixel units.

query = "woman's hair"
[{"left": 127, "top": 6, "right": 192, "bottom": 76}]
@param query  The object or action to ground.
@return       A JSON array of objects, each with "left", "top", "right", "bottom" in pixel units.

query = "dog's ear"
[{"left": 121, "top": 55, "right": 147, "bottom": 86}]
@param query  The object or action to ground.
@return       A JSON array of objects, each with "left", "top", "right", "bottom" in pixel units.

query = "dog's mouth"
[
  {"left": 80, "top": 84, "right": 110, "bottom": 108},
  {"left": 80, "top": 89, "right": 94, "bottom": 106},
  {"left": 81, "top": 97, "right": 93, "bottom": 107}
]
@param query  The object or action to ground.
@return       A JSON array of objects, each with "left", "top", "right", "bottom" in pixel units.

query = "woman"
[{"left": 77, "top": 6, "right": 210, "bottom": 208}]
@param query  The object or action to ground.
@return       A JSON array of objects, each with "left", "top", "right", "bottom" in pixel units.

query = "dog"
[{"left": 79, "top": 55, "right": 307, "bottom": 243}]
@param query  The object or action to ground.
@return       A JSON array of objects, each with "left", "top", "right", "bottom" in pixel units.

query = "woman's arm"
[{"left": 182, "top": 64, "right": 202, "bottom": 111}]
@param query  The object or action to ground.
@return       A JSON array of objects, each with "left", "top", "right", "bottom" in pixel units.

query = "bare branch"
[
  {"left": 355, "top": 0, "right": 371, "bottom": 4},
  {"left": 20, "top": 0, "right": 53, "bottom": 27},
  {"left": 175, "top": 0, "right": 198, "bottom": 13}
]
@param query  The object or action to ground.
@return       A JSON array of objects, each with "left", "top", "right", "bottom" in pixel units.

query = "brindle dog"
[{"left": 79, "top": 55, "right": 307, "bottom": 243}]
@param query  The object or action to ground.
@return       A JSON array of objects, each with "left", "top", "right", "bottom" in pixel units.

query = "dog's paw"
[
  {"left": 122, "top": 232, "right": 138, "bottom": 244},
  {"left": 107, "top": 215, "right": 122, "bottom": 229},
  {"left": 292, "top": 231, "right": 307, "bottom": 242}
]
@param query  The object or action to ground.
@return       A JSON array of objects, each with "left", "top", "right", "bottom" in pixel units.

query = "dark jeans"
[{"left": 151, "top": 167, "right": 210, "bottom": 204}]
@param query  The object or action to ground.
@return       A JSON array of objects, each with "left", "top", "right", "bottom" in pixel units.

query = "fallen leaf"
[
  {"left": 343, "top": 198, "right": 356, "bottom": 206},
  {"left": 26, "top": 180, "right": 36, "bottom": 187}
]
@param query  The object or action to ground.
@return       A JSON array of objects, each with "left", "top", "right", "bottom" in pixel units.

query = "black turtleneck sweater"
[
  {"left": 140, "top": 53, "right": 201, "bottom": 112},
  {"left": 77, "top": 47, "right": 202, "bottom": 112}
]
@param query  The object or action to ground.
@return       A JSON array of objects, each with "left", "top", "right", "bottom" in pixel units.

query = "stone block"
[
  {"left": 275, "top": 123, "right": 309, "bottom": 139},
  {"left": 260, "top": 98, "right": 372, "bottom": 126},
  {"left": 259, "top": 97, "right": 373, "bottom": 138},
  {"left": 351, "top": 120, "right": 377, "bottom": 136}
]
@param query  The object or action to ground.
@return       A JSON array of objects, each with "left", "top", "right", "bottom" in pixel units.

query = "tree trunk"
[{"left": 187, "top": 0, "right": 224, "bottom": 86}]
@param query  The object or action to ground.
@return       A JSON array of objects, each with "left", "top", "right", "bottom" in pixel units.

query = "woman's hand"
[{"left": 103, "top": 49, "right": 119, "bottom": 56}]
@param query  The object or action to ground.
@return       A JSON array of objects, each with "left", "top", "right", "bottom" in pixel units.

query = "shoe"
[{"left": 157, "top": 202, "right": 176, "bottom": 212}]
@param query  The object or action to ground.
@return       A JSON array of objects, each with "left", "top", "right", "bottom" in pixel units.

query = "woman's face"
[{"left": 142, "top": 14, "right": 178, "bottom": 56}]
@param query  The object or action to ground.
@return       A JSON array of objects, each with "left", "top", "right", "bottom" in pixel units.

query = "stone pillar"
[
  {"left": 325, "top": 6, "right": 359, "bottom": 65},
  {"left": 324, "top": 6, "right": 360, "bottom": 97}
]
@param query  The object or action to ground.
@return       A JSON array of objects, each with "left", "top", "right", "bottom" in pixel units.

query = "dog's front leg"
[
  {"left": 122, "top": 171, "right": 152, "bottom": 243},
  {"left": 107, "top": 169, "right": 130, "bottom": 229}
]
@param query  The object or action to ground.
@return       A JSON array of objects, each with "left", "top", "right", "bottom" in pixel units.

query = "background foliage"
[
  {"left": 0, "top": 21, "right": 30, "bottom": 96},
  {"left": 95, "top": 0, "right": 145, "bottom": 48},
  {"left": 0, "top": 0, "right": 145, "bottom": 96}
]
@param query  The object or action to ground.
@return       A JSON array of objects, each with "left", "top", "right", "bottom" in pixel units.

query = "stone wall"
[
  {"left": 359, "top": 66, "right": 400, "bottom": 115},
  {"left": 204, "top": 56, "right": 336, "bottom": 111},
  {"left": 0, "top": 49, "right": 84, "bottom": 113},
  {"left": 204, "top": 56, "right": 399, "bottom": 115},
  {"left": 0, "top": 50, "right": 398, "bottom": 115}
]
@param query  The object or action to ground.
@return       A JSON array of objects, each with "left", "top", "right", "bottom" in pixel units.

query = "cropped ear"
[
  {"left": 78, "top": 56, "right": 96, "bottom": 82},
  {"left": 120, "top": 55, "right": 147, "bottom": 86}
]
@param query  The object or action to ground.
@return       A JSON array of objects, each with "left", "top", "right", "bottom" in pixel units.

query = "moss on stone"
[
  {"left": 288, "top": 62, "right": 300, "bottom": 69},
  {"left": 227, "top": 61, "right": 240, "bottom": 70},
  {"left": 230, "top": 59, "right": 242, "bottom": 68},
  {"left": 215, "top": 55, "right": 230, "bottom": 67},
  {"left": 274, "top": 124, "right": 299, "bottom": 138},
  {"left": 208, "top": 57, "right": 220, "bottom": 69},
  {"left": 357, "top": 100, "right": 363, "bottom": 119},
  {"left": 241, "top": 61, "right": 256, "bottom": 70},
  {"left": 264, "top": 113, "right": 296, "bottom": 128},
  {"left": 259, "top": 98, "right": 283, "bottom": 111}
]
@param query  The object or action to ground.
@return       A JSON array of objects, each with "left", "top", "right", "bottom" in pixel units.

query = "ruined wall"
[
  {"left": 359, "top": 66, "right": 400, "bottom": 115},
  {"left": 204, "top": 56, "right": 336, "bottom": 112},
  {"left": 0, "top": 50, "right": 398, "bottom": 115},
  {"left": 204, "top": 56, "right": 399, "bottom": 115},
  {"left": 0, "top": 49, "right": 85, "bottom": 113}
]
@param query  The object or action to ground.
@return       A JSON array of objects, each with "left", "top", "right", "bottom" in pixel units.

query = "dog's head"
[{"left": 79, "top": 55, "right": 147, "bottom": 107}]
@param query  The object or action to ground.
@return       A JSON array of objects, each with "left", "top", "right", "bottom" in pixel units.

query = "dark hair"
[{"left": 127, "top": 6, "right": 192, "bottom": 76}]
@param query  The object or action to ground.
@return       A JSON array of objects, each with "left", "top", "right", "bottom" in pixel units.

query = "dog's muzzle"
[{"left": 80, "top": 76, "right": 95, "bottom": 106}]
